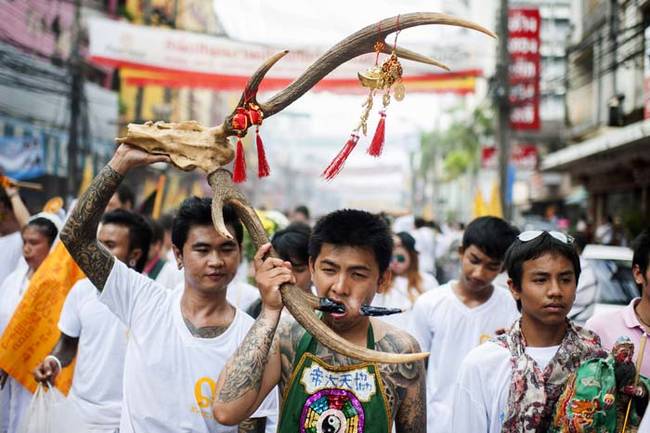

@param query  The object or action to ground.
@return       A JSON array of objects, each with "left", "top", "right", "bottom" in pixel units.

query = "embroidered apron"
[{"left": 278, "top": 325, "right": 391, "bottom": 433}]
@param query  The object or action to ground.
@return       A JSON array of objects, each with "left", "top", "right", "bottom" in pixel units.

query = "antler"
[
  {"left": 223, "top": 12, "right": 495, "bottom": 137},
  {"left": 208, "top": 169, "right": 429, "bottom": 364},
  {"left": 117, "top": 12, "right": 495, "bottom": 363}
]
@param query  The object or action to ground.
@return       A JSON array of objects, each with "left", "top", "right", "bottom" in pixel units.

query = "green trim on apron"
[
  {"left": 278, "top": 323, "right": 392, "bottom": 433},
  {"left": 148, "top": 258, "right": 167, "bottom": 280}
]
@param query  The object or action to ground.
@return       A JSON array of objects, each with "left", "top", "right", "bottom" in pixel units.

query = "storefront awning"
[{"left": 542, "top": 119, "right": 650, "bottom": 171}]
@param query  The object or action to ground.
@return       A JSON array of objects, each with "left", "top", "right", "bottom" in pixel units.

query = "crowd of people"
[{"left": 0, "top": 143, "right": 649, "bottom": 433}]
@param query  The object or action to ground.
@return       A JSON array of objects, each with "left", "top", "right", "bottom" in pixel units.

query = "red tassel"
[
  {"left": 322, "top": 133, "right": 359, "bottom": 181},
  {"left": 367, "top": 111, "right": 386, "bottom": 157},
  {"left": 232, "top": 138, "right": 247, "bottom": 183},
  {"left": 256, "top": 127, "right": 270, "bottom": 178}
]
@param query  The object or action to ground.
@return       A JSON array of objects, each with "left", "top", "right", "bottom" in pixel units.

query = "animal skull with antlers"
[{"left": 116, "top": 13, "right": 495, "bottom": 364}]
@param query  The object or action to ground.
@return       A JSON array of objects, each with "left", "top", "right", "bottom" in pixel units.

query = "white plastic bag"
[{"left": 17, "top": 384, "right": 89, "bottom": 433}]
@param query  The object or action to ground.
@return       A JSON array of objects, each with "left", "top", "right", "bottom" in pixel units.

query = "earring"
[
  {"left": 178, "top": 262, "right": 183, "bottom": 270},
  {"left": 129, "top": 259, "right": 136, "bottom": 268}
]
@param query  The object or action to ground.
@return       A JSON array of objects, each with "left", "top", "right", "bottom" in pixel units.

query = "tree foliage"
[{"left": 419, "top": 106, "right": 494, "bottom": 181}]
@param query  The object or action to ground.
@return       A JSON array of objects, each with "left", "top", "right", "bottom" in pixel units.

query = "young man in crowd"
[
  {"left": 213, "top": 209, "right": 427, "bottom": 432},
  {"left": 0, "top": 185, "right": 30, "bottom": 283},
  {"left": 59, "top": 143, "right": 274, "bottom": 433},
  {"left": 143, "top": 218, "right": 183, "bottom": 289},
  {"left": 451, "top": 231, "right": 605, "bottom": 432},
  {"left": 586, "top": 228, "right": 650, "bottom": 376},
  {"left": 289, "top": 205, "right": 310, "bottom": 225},
  {"left": 105, "top": 184, "right": 135, "bottom": 213},
  {"left": 409, "top": 216, "right": 520, "bottom": 433},
  {"left": 33, "top": 209, "right": 152, "bottom": 433},
  {"left": 246, "top": 222, "right": 313, "bottom": 318}
]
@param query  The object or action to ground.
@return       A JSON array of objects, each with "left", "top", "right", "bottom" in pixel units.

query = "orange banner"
[
  {"left": 0, "top": 242, "right": 85, "bottom": 394},
  {"left": 114, "top": 63, "right": 479, "bottom": 95}
]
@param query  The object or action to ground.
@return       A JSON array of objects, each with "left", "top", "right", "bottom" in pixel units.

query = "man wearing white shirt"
[
  {"left": 59, "top": 144, "right": 275, "bottom": 433},
  {"left": 451, "top": 231, "right": 605, "bottom": 433},
  {"left": 0, "top": 186, "right": 30, "bottom": 283},
  {"left": 34, "top": 209, "right": 152, "bottom": 433},
  {"left": 410, "top": 216, "right": 520, "bottom": 433}
]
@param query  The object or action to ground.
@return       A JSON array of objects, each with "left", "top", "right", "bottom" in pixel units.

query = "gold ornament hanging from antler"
[{"left": 116, "top": 12, "right": 495, "bottom": 364}]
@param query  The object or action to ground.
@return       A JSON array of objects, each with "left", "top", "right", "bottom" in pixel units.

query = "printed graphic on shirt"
[
  {"left": 300, "top": 388, "right": 364, "bottom": 433},
  {"left": 300, "top": 364, "right": 376, "bottom": 402},
  {"left": 193, "top": 376, "right": 217, "bottom": 420},
  {"left": 479, "top": 333, "right": 493, "bottom": 344}
]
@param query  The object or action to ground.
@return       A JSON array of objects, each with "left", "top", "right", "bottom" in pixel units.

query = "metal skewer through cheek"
[{"left": 360, "top": 305, "right": 403, "bottom": 316}]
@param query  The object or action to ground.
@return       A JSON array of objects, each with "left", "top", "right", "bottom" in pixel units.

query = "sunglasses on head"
[
  {"left": 518, "top": 230, "right": 574, "bottom": 244},
  {"left": 392, "top": 254, "right": 406, "bottom": 263}
]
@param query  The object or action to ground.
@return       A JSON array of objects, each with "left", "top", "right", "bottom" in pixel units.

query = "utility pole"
[
  {"left": 134, "top": 0, "right": 153, "bottom": 122},
  {"left": 67, "top": 0, "right": 83, "bottom": 203},
  {"left": 496, "top": 0, "right": 512, "bottom": 220}
]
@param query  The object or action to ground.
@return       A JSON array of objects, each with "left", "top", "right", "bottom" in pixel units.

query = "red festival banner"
[
  {"left": 508, "top": 7, "right": 541, "bottom": 130},
  {"left": 88, "top": 17, "right": 481, "bottom": 94}
]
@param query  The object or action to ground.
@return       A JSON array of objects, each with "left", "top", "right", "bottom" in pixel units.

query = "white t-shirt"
[
  {"left": 152, "top": 260, "right": 184, "bottom": 290},
  {"left": 409, "top": 281, "right": 520, "bottom": 433},
  {"left": 411, "top": 227, "right": 437, "bottom": 275},
  {"left": 0, "top": 231, "right": 23, "bottom": 284},
  {"left": 58, "top": 278, "right": 128, "bottom": 428},
  {"left": 372, "top": 273, "right": 438, "bottom": 330},
  {"left": 100, "top": 260, "right": 276, "bottom": 433},
  {"left": 451, "top": 341, "right": 561, "bottom": 433},
  {"left": 0, "top": 260, "right": 30, "bottom": 433},
  {"left": 174, "top": 279, "right": 260, "bottom": 313},
  {"left": 226, "top": 281, "right": 260, "bottom": 312},
  {"left": 0, "top": 260, "right": 29, "bottom": 333}
]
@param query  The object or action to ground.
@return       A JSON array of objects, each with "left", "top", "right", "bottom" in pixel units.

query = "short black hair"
[
  {"left": 171, "top": 197, "right": 243, "bottom": 250},
  {"left": 159, "top": 212, "right": 175, "bottom": 231},
  {"left": 272, "top": 222, "right": 311, "bottom": 265},
  {"left": 25, "top": 217, "right": 58, "bottom": 246},
  {"left": 309, "top": 209, "right": 393, "bottom": 274},
  {"left": 462, "top": 216, "right": 520, "bottom": 262},
  {"left": 632, "top": 229, "right": 650, "bottom": 290},
  {"left": 294, "top": 205, "right": 310, "bottom": 220},
  {"left": 505, "top": 232, "right": 581, "bottom": 310},
  {"left": 116, "top": 184, "right": 135, "bottom": 208},
  {"left": 148, "top": 218, "right": 164, "bottom": 244},
  {"left": 101, "top": 209, "right": 152, "bottom": 272}
]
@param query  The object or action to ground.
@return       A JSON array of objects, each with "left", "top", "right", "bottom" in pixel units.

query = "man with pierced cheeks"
[{"left": 213, "top": 209, "right": 426, "bottom": 433}]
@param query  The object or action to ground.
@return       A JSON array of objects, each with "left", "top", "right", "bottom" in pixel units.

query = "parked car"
[{"left": 582, "top": 244, "right": 639, "bottom": 317}]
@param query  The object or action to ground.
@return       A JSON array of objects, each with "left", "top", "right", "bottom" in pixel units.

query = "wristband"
[{"left": 44, "top": 355, "right": 62, "bottom": 372}]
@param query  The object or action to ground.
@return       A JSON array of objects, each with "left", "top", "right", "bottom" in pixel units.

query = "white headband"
[{"left": 29, "top": 212, "right": 64, "bottom": 233}]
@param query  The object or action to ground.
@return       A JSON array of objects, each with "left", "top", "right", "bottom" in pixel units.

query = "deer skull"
[{"left": 117, "top": 12, "right": 495, "bottom": 363}]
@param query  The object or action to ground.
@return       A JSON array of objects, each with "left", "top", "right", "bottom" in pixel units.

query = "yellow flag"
[
  {"left": 473, "top": 181, "right": 503, "bottom": 218},
  {"left": 152, "top": 175, "right": 166, "bottom": 219},
  {"left": 78, "top": 156, "right": 94, "bottom": 196},
  {"left": 487, "top": 181, "right": 504, "bottom": 218},
  {"left": 0, "top": 242, "right": 85, "bottom": 394}
]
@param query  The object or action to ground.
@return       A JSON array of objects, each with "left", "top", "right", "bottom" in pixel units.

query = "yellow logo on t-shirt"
[
  {"left": 192, "top": 376, "right": 218, "bottom": 420},
  {"left": 479, "top": 333, "right": 492, "bottom": 344}
]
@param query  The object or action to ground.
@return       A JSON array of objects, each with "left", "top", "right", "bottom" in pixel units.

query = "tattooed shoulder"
[
  {"left": 374, "top": 326, "right": 425, "bottom": 422},
  {"left": 276, "top": 316, "right": 306, "bottom": 393}
]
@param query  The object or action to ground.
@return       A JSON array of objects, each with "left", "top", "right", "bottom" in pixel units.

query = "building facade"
[{"left": 543, "top": 0, "right": 650, "bottom": 238}]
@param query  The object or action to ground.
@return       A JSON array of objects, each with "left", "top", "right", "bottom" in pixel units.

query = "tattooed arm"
[
  {"left": 213, "top": 243, "right": 295, "bottom": 424},
  {"left": 237, "top": 417, "right": 266, "bottom": 433},
  {"left": 60, "top": 144, "right": 168, "bottom": 290},
  {"left": 375, "top": 327, "right": 427, "bottom": 433}
]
